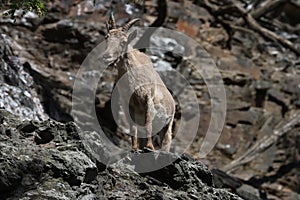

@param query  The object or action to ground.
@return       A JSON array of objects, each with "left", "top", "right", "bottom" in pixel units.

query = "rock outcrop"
[{"left": 0, "top": 109, "right": 243, "bottom": 199}]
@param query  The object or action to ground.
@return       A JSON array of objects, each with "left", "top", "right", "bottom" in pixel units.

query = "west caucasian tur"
[{"left": 102, "top": 13, "right": 175, "bottom": 152}]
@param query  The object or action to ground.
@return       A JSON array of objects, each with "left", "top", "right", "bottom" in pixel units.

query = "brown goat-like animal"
[{"left": 102, "top": 14, "right": 175, "bottom": 151}]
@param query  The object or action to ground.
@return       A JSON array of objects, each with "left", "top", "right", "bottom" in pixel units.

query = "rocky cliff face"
[
  {"left": 0, "top": 19, "right": 245, "bottom": 199},
  {"left": 0, "top": 34, "right": 48, "bottom": 121},
  {"left": 0, "top": 108, "right": 244, "bottom": 199},
  {"left": 0, "top": 0, "right": 300, "bottom": 199}
]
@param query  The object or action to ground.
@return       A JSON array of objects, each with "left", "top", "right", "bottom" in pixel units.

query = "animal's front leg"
[
  {"left": 145, "top": 98, "right": 155, "bottom": 150},
  {"left": 131, "top": 124, "right": 138, "bottom": 151}
]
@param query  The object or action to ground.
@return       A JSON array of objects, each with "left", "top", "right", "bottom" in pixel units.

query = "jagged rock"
[
  {"left": 107, "top": 152, "right": 242, "bottom": 200},
  {"left": 135, "top": 152, "right": 214, "bottom": 188},
  {"left": 0, "top": 109, "right": 244, "bottom": 199},
  {"left": 0, "top": 11, "right": 41, "bottom": 29},
  {"left": 0, "top": 34, "right": 48, "bottom": 122},
  {"left": 0, "top": 138, "right": 47, "bottom": 195},
  {"left": 236, "top": 184, "right": 263, "bottom": 200},
  {"left": 226, "top": 107, "right": 263, "bottom": 126},
  {"left": 49, "top": 150, "right": 98, "bottom": 185},
  {"left": 0, "top": 109, "right": 97, "bottom": 198},
  {"left": 18, "top": 178, "right": 77, "bottom": 200}
]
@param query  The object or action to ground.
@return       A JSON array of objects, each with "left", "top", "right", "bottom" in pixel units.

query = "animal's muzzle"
[{"left": 102, "top": 53, "right": 115, "bottom": 65}]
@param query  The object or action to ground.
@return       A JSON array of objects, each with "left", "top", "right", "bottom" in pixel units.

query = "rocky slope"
[
  {"left": 0, "top": 108, "right": 244, "bottom": 199},
  {"left": 0, "top": 0, "right": 300, "bottom": 199}
]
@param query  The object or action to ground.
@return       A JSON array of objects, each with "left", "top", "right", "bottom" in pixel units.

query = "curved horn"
[
  {"left": 122, "top": 18, "right": 140, "bottom": 32},
  {"left": 109, "top": 12, "right": 116, "bottom": 29}
]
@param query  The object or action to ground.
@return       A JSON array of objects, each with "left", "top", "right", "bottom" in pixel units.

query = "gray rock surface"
[
  {"left": 0, "top": 109, "right": 242, "bottom": 199},
  {"left": 0, "top": 35, "right": 48, "bottom": 121}
]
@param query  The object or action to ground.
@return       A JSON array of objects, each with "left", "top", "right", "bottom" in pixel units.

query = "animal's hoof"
[
  {"left": 131, "top": 149, "right": 142, "bottom": 154},
  {"left": 132, "top": 146, "right": 138, "bottom": 151},
  {"left": 146, "top": 144, "right": 155, "bottom": 150},
  {"left": 143, "top": 147, "right": 155, "bottom": 153}
]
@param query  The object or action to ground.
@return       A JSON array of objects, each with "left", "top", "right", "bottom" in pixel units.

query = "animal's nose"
[
  {"left": 102, "top": 53, "right": 114, "bottom": 63},
  {"left": 103, "top": 53, "right": 111, "bottom": 60}
]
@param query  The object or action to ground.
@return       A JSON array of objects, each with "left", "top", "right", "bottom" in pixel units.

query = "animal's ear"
[{"left": 128, "top": 29, "right": 137, "bottom": 43}]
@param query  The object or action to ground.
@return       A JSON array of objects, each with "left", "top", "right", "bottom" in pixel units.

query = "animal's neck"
[{"left": 116, "top": 45, "right": 151, "bottom": 76}]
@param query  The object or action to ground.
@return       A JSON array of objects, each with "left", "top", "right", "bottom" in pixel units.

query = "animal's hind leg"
[
  {"left": 161, "top": 117, "right": 174, "bottom": 152},
  {"left": 129, "top": 107, "right": 138, "bottom": 150},
  {"left": 133, "top": 112, "right": 147, "bottom": 150}
]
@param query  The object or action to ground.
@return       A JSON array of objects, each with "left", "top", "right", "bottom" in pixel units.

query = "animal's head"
[{"left": 103, "top": 13, "right": 140, "bottom": 65}]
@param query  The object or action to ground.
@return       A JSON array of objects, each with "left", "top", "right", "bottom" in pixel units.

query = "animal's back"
[
  {"left": 125, "top": 50, "right": 175, "bottom": 112},
  {"left": 124, "top": 50, "right": 170, "bottom": 90}
]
